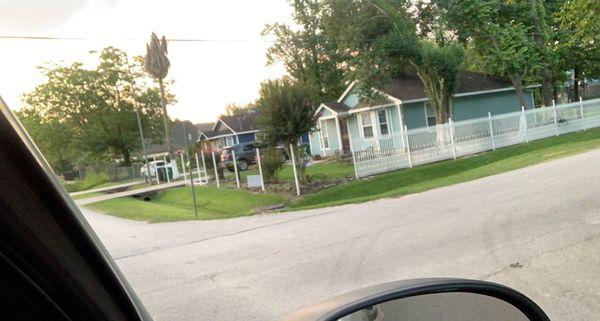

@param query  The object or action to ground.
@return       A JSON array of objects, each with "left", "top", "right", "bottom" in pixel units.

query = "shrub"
[
  {"left": 64, "top": 172, "right": 110, "bottom": 192},
  {"left": 261, "top": 148, "right": 285, "bottom": 183}
]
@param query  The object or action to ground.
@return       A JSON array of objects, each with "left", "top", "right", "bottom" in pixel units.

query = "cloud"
[{"left": 0, "top": 0, "right": 95, "bottom": 32}]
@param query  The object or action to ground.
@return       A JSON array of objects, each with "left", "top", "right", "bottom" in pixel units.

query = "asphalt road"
[{"left": 82, "top": 148, "right": 600, "bottom": 321}]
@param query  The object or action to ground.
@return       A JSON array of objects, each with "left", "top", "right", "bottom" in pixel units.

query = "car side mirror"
[{"left": 285, "top": 279, "right": 550, "bottom": 321}]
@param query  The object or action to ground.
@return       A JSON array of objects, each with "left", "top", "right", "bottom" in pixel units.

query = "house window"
[
  {"left": 360, "top": 112, "right": 374, "bottom": 138},
  {"left": 424, "top": 102, "right": 436, "bottom": 127},
  {"left": 320, "top": 120, "right": 330, "bottom": 149},
  {"left": 377, "top": 109, "right": 389, "bottom": 136}
]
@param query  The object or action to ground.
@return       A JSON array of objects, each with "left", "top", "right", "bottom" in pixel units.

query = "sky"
[{"left": 0, "top": 0, "right": 293, "bottom": 123}]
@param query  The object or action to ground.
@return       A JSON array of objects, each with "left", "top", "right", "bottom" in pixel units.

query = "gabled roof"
[
  {"left": 218, "top": 112, "right": 260, "bottom": 133},
  {"left": 383, "top": 71, "right": 513, "bottom": 102},
  {"left": 196, "top": 122, "right": 215, "bottom": 134},
  {"left": 322, "top": 101, "right": 350, "bottom": 113}
]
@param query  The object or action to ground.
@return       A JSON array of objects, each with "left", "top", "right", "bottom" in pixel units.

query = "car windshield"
[{"left": 4, "top": 1, "right": 600, "bottom": 321}]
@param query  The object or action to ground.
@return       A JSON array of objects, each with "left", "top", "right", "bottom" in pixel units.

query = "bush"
[
  {"left": 64, "top": 172, "right": 110, "bottom": 192},
  {"left": 261, "top": 148, "right": 285, "bottom": 183}
]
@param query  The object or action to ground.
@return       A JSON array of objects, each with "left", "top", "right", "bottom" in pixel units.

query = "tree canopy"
[{"left": 19, "top": 47, "right": 172, "bottom": 171}]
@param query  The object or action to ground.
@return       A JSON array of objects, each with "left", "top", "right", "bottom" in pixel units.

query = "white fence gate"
[{"left": 352, "top": 98, "right": 600, "bottom": 178}]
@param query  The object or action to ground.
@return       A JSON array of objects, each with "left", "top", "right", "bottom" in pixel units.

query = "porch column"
[
  {"left": 396, "top": 104, "right": 405, "bottom": 148},
  {"left": 335, "top": 116, "right": 343, "bottom": 155}
]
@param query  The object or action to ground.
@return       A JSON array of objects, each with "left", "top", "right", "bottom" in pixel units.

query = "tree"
[
  {"left": 323, "top": 0, "right": 464, "bottom": 125},
  {"left": 263, "top": 0, "right": 345, "bottom": 102},
  {"left": 222, "top": 102, "right": 255, "bottom": 116},
  {"left": 16, "top": 107, "right": 77, "bottom": 173},
  {"left": 527, "top": 0, "right": 554, "bottom": 106},
  {"left": 22, "top": 47, "right": 167, "bottom": 168},
  {"left": 438, "top": 0, "right": 540, "bottom": 107},
  {"left": 554, "top": 0, "right": 600, "bottom": 100},
  {"left": 256, "top": 78, "right": 317, "bottom": 184},
  {"left": 144, "top": 32, "right": 173, "bottom": 157}
]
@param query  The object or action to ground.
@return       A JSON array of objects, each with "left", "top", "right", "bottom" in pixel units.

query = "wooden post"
[
  {"left": 201, "top": 151, "right": 209, "bottom": 183},
  {"left": 289, "top": 144, "right": 301, "bottom": 196},
  {"left": 488, "top": 112, "right": 495, "bottom": 151},
  {"left": 194, "top": 152, "right": 201, "bottom": 183},
  {"left": 449, "top": 118, "right": 457, "bottom": 159},
  {"left": 404, "top": 125, "right": 412, "bottom": 168},
  {"left": 521, "top": 106, "right": 528, "bottom": 143},
  {"left": 180, "top": 153, "right": 187, "bottom": 184},
  {"left": 256, "top": 148, "right": 265, "bottom": 192},
  {"left": 232, "top": 149, "right": 240, "bottom": 189},
  {"left": 211, "top": 150, "right": 220, "bottom": 188},
  {"left": 580, "top": 96, "right": 586, "bottom": 130},
  {"left": 153, "top": 156, "right": 160, "bottom": 184},
  {"left": 552, "top": 100, "right": 559, "bottom": 137}
]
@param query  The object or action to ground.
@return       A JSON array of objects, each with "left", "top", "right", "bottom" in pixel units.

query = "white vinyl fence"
[{"left": 352, "top": 98, "right": 600, "bottom": 178}]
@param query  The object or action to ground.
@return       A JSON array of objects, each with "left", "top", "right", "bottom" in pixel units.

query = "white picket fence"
[{"left": 352, "top": 98, "right": 600, "bottom": 178}]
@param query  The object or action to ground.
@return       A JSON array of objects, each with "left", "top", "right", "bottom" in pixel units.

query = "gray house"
[{"left": 309, "top": 71, "right": 538, "bottom": 157}]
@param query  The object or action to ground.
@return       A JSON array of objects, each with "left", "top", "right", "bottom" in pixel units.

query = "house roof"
[
  {"left": 196, "top": 122, "right": 215, "bottom": 135},
  {"left": 383, "top": 71, "right": 513, "bottom": 102},
  {"left": 322, "top": 101, "right": 351, "bottom": 113},
  {"left": 219, "top": 112, "right": 260, "bottom": 133}
]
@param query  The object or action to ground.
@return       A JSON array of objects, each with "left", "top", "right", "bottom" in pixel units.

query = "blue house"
[
  {"left": 309, "top": 71, "right": 538, "bottom": 157},
  {"left": 199, "top": 112, "right": 260, "bottom": 151}
]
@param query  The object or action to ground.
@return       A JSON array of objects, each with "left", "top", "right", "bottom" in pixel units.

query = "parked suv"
[{"left": 221, "top": 142, "right": 288, "bottom": 172}]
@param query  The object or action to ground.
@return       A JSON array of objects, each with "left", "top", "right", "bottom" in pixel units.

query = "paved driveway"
[{"left": 82, "top": 149, "right": 600, "bottom": 321}]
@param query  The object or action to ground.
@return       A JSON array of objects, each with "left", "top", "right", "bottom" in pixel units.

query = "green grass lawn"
[
  {"left": 290, "top": 127, "right": 600, "bottom": 210},
  {"left": 236, "top": 160, "right": 354, "bottom": 182},
  {"left": 87, "top": 185, "right": 287, "bottom": 222}
]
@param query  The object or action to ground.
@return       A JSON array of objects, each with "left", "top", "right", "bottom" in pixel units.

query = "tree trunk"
[
  {"left": 158, "top": 78, "right": 173, "bottom": 158},
  {"left": 529, "top": 0, "right": 554, "bottom": 106},
  {"left": 573, "top": 65, "right": 580, "bottom": 101},
  {"left": 512, "top": 77, "right": 527, "bottom": 108},
  {"left": 122, "top": 148, "right": 131, "bottom": 167}
]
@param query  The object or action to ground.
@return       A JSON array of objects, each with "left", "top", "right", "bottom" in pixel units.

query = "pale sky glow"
[{"left": 0, "top": 0, "right": 293, "bottom": 123}]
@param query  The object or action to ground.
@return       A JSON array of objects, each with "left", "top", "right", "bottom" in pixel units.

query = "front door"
[{"left": 339, "top": 117, "right": 351, "bottom": 155}]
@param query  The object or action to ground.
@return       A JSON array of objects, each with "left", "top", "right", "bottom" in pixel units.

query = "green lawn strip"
[
  {"left": 238, "top": 160, "right": 354, "bottom": 182},
  {"left": 88, "top": 185, "right": 287, "bottom": 222},
  {"left": 291, "top": 128, "right": 600, "bottom": 210}
]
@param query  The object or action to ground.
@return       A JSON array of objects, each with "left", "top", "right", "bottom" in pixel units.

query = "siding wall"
[{"left": 452, "top": 90, "right": 534, "bottom": 121}]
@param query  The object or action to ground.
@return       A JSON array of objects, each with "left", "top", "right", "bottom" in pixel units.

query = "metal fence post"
[
  {"left": 256, "top": 148, "right": 265, "bottom": 192},
  {"left": 180, "top": 153, "right": 187, "bottom": 184},
  {"left": 194, "top": 152, "right": 201, "bottom": 183},
  {"left": 552, "top": 100, "right": 559, "bottom": 136},
  {"left": 211, "top": 150, "right": 220, "bottom": 188},
  {"left": 521, "top": 106, "right": 528, "bottom": 143},
  {"left": 163, "top": 156, "right": 170, "bottom": 183},
  {"left": 488, "top": 112, "right": 495, "bottom": 151},
  {"left": 449, "top": 118, "right": 457, "bottom": 159},
  {"left": 289, "top": 144, "right": 301, "bottom": 196},
  {"left": 580, "top": 96, "right": 586, "bottom": 130},
  {"left": 201, "top": 151, "right": 209, "bottom": 183},
  {"left": 231, "top": 149, "right": 240, "bottom": 189},
  {"left": 404, "top": 125, "right": 413, "bottom": 168}
]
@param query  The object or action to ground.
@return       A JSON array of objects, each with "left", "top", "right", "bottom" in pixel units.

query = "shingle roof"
[
  {"left": 219, "top": 112, "right": 260, "bottom": 133},
  {"left": 196, "top": 122, "right": 215, "bottom": 134},
  {"left": 383, "top": 71, "right": 513, "bottom": 101},
  {"left": 322, "top": 101, "right": 350, "bottom": 113}
]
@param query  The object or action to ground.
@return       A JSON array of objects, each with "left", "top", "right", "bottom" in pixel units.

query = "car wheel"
[{"left": 238, "top": 159, "right": 248, "bottom": 171}]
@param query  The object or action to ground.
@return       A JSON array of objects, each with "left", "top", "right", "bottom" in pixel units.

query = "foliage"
[
  {"left": 64, "top": 172, "right": 110, "bottom": 193},
  {"left": 256, "top": 78, "right": 317, "bottom": 184},
  {"left": 437, "top": 0, "right": 540, "bottom": 107},
  {"left": 21, "top": 47, "right": 169, "bottom": 169},
  {"left": 261, "top": 148, "right": 286, "bottom": 183},
  {"left": 263, "top": 0, "right": 345, "bottom": 101},
  {"left": 324, "top": 0, "right": 464, "bottom": 124},
  {"left": 16, "top": 107, "right": 77, "bottom": 172},
  {"left": 222, "top": 102, "right": 255, "bottom": 116},
  {"left": 144, "top": 32, "right": 174, "bottom": 156},
  {"left": 553, "top": 0, "right": 600, "bottom": 99}
]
